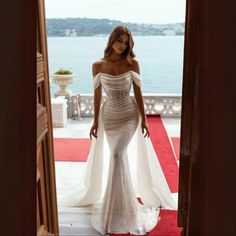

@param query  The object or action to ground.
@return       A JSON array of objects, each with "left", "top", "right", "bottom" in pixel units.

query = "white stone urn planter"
[{"left": 52, "top": 73, "right": 75, "bottom": 96}]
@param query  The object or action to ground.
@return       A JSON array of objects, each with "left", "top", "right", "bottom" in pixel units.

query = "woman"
[
  {"left": 59, "top": 26, "right": 176, "bottom": 235},
  {"left": 88, "top": 26, "right": 176, "bottom": 235}
]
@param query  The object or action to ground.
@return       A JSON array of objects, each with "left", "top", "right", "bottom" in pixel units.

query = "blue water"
[{"left": 47, "top": 36, "right": 184, "bottom": 96}]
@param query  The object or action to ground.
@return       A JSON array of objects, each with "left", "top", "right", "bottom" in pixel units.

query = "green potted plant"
[{"left": 52, "top": 69, "right": 75, "bottom": 96}]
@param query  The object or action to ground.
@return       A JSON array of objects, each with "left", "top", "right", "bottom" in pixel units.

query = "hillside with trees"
[{"left": 46, "top": 18, "right": 185, "bottom": 37}]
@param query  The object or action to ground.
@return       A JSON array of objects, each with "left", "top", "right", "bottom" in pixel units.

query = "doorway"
[{"left": 44, "top": 0, "right": 186, "bottom": 235}]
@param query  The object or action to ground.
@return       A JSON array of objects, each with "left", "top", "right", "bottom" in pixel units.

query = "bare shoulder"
[
  {"left": 92, "top": 59, "right": 104, "bottom": 76},
  {"left": 130, "top": 58, "right": 140, "bottom": 74}
]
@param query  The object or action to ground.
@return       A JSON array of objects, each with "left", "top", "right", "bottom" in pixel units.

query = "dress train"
[{"left": 58, "top": 71, "right": 177, "bottom": 235}]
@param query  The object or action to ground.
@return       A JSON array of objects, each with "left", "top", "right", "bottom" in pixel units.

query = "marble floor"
[{"left": 53, "top": 116, "right": 181, "bottom": 236}]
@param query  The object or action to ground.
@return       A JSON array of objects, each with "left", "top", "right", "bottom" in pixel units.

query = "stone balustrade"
[{"left": 77, "top": 93, "right": 182, "bottom": 117}]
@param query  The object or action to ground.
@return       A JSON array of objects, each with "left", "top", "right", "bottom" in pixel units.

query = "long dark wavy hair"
[{"left": 104, "top": 26, "right": 136, "bottom": 64}]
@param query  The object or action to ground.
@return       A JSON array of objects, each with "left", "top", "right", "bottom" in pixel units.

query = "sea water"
[{"left": 47, "top": 35, "right": 184, "bottom": 97}]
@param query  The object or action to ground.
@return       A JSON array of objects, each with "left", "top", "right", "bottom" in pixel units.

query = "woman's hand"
[
  {"left": 89, "top": 122, "right": 98, "bottom": 139},
  {"left": 141, "top": 120, "right": 150, "bottom": 138}
]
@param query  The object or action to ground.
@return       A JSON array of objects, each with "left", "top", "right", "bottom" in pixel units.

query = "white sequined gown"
[
  {"left": 92, "top": 70, "right": 159, "bottom": 235},
  {"left": 58, "top": 70, "right": 177, "bottom": 235}
]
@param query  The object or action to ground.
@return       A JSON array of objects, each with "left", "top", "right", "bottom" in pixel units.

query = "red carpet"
[
  {"left": 147, "top": 115, "right": 179, "bottom": 193},
  {"left": 110, "top": 210, "right": 182, "bottom": 236},
  {"left": 171, "top": 137, "right": 180, "bottom": 161},
  {"left": 53, "top": 138, "right": 91, "bottom": 162}
]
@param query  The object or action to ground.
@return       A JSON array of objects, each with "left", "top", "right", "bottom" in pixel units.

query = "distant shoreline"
[
  {"left": 46, "top": 17, "right": 185, "bottom": 37},
  {"left": 47, "top": 35, "right": 184, "bottom": 38}
]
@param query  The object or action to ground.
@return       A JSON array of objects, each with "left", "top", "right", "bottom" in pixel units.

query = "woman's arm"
[
  {"left": 132, "top": 59, "right": 150, "bottom": 138},
  {"left": 90, "top": 62, "right": 102, "bottom": 139},
  {"left": 133, "top": 83, "right": 147, "bottom": 123}
]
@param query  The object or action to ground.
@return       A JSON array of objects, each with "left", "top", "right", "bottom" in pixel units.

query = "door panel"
[
  {"left": 178, "top": 0, "right": 201, "bottom": 235},
  {"left": 37, "top": 0, "right": 59, "bottom": 235}
]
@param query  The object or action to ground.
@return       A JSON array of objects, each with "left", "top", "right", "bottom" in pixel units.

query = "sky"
[{"left": 45, "top": 0, "right": 186, "bottom": 24}]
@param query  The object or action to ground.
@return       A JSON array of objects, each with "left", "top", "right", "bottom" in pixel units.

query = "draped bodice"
[
  {"left": 93, "top": 70, "right": 142, "bottom": 130},
  {"left": 93, "top": 70, "right": 141, "bottom": 97}
]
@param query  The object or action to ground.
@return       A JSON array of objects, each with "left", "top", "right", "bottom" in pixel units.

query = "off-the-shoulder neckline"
[{"left": 93, "top": 70, "right": 140, "bottom": 78}]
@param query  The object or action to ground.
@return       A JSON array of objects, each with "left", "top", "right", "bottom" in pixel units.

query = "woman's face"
[{"left": 112, "top": 33, "right": 129, "bottom": 55}]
